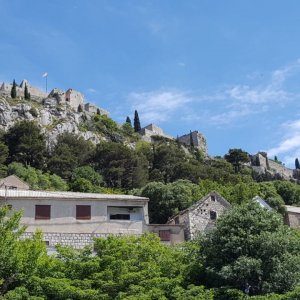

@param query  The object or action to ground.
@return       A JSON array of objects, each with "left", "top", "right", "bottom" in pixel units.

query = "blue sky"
[{"left": 1, "top": 0, "right": 300, "bottom": 167}]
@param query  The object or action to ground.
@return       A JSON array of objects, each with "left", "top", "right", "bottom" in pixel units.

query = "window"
[
  {"left": 110, "top": 214, "right": 130, "bottom": 220},
  {"left": 174, "top": 216, "right": 180, "bottom": 224},
  {"left": 210, "top": 210, "right": 217, "bottom": 220},
  {"left": 159, "top": 230, "right": 171, "bottom": 241},
  {"left": 211, "top": 195, "right": 216, "bottom": 201},
  {"left": 35, "top": 205, "right": 51, "bottom": 220},
  {"left": 8, "top": 186, "right": 17, "bottom": 190},
  {"left": 76, "top": 205, "right": 91, "bottom": 220}
]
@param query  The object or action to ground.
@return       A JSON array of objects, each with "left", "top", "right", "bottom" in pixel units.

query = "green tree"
[
  {"left": 7, "top": 162, "right": 68, "bottom": 191},
  {"left": 77, "top": 104, "right": 83, "bottom": 112},
  {"left": 295, "top": 158, "right": 300, "bottom": 169},
  {"left": 48, "top": 133, "right": 95, "bottom": 179},
  {"left": 96, "top": 108, "right": 101, "bottom": 115},
  {"left": 5, "top": 121, "right": 46, "bottom": 169},
  {"left": 224, "top": 148, "right": 249, "bottom": 173},
  {"left": 0, "top": 206, "right": 46, "bottom": 296},
  {"left": 139, "top": 180, "right": 201, "bottom": 223},
  {"left": 134, "top": 110, "right": 141, "bottom": 132},
  {"left": 70, "top": 166, "right": 103, "bottom": 192},
  {"left": 94, "top": 142, "right": 148, "bottom": 189},
  {"left": 201, "top": 202, "right": 300, "bottom": 295},
  {"left": 125, "top": 116, "right": 132, "bottom": 126},
  {"left": 24, "top": 83, "right": 30, "bottom": 100},
  {"left": 10, "top": 80, "right": 17, "bottom": 99}
]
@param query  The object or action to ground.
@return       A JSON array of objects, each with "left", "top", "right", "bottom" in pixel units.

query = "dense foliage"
[{"left": 2, "top": 202, "right": 300, "bottom": 299}]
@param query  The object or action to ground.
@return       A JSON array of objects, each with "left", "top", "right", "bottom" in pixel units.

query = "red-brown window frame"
[
  {"left": 35, "top": 205, "right": 51, "bottom": 220},
  {"left": 76, "top": 205, "right": 91, "bottom": 220}
]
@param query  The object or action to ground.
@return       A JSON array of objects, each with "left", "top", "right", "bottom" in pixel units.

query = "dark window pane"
[
  {"left": 210, "top": 210, "right": 217, "bottom": 220},
  {"left": 110, "top": 214, "right": 130, "bottom": 220},
  {"left": 35, "top": 205, "right": 51, "bottom": 220},
  {"left": 76, "top": 205, "right": 91, "bottom": 220}
]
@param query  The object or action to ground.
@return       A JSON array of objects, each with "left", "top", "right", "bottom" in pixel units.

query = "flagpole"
[{"left": 46, "top": 75, "right": 47, "bottom": 93}]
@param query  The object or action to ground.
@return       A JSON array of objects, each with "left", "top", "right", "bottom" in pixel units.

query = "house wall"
[
  {"left": 146, "top": 224, "right": 185, "bottom": 245},
  {"left": 285, "top": 212, "right": 300, "bottom": 228},
  {"left": 188, "top": 194, "right": 229, "bottom": 239},
  {"left": 167, "top": 193, "right": 230, "bottom": 241},
  {"left": 5, "top": 197, "right": 148, "bottom": 248},
  {"left": 167, "top": 211, "right": 191, "bottom": 240}
]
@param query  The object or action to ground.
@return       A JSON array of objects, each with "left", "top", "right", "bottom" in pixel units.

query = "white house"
[{"left": 1, "top": 190, "right": 149, "bottom": 248}]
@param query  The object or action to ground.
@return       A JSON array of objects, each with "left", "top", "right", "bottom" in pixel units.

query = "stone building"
[
  {"left": 139, "top": 124, "right": 173, "bottom": 142},
  {"left": 65, "top": 89, "right": 84, "bottom": 110},
  {"left": 167, "top": 192, "right": 231, "bottom": 240},
  {"left": 0, "top": 80, "right": 47, "bottom": 99},
  {"left": 178, "top": 131, "right": 208, "bottom": 155},
  {"left": 84, "top": 103, "right": 109, "bottom": 116},
  {"left": 0, "top": 189, "right": 184, "bottom": 248},
  {"left": 0, "top": 175, "right": 30, "bottom": 190},
  {"left": 250, "top": 152, "right": 293, "bottom": 179},
  {"left": 48, "top": 88, "right": 66, "bottom": 104},
  {"left": 285, "top": 205, "right": 300, "bottom": 228}
]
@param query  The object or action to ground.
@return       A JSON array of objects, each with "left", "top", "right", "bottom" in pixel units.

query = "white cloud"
[
  {"left": 189, "top": 60, "right": 300, "bottom": 126},
  {"left": 177, "top": 62, "right": 186, "bottom": 67},
  {"left": 268, "top": 120, "right": 300, "bottom": 162},
  {"left": 87, "top": 88, "right": 97, "bottom": 93},
  {"left": 128, "top": 90, "right": 191, "bottom": 123}
]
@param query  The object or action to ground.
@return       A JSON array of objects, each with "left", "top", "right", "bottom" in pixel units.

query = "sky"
[{"left": 1, "top": 0, "right": 300, "bottom": 167}]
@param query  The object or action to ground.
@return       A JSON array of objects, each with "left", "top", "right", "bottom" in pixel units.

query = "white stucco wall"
[{"left": 6, "top": 198, "right": 148, "bottom": 236}]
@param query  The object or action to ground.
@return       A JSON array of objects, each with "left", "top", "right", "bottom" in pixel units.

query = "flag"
[{"left": 42, "top": 72, "right": 48, "bottom": 78}]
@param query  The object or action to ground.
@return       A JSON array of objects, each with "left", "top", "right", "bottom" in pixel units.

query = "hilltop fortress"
[{"left": 0, "top": 79, "right": 109, "bottom": 116}]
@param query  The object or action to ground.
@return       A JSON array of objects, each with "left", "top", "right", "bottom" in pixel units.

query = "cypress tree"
[
  {"left": 78, "top": 104, "right": 83, "bottom": 112},
  {"left": 11, "top": 79, "right": 17, "bottom": 99},
  {"left": 189, "top": 130, "right": 194, "bottom": 149},
  {"left": 24, "top": 83, "right": 30, "bottom": 100},
  {"left": 97, "top": 108, "right": 101, "bottom": 115},
  {"left": 295, "top": 158, "right": 300, "bottom": 169},
  {"left": 126, "top": 116, "right": 132, "bottom": 127},
  {"left": 134, "top": 110, "right": 141, "bottom": 132}
]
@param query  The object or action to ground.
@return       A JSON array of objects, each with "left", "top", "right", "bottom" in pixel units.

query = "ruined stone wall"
[
  {"left": 66, "top": 89, "right": 84, "bottom": 110},
  {"left": 268, "top": 160, "right": 293, "bottom": 179},
  {"left": 178, "top": 131, "right": 208, "bottom": 155}
]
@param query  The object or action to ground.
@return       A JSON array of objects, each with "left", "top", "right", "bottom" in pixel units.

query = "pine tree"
[
  {"left": 11, "top": 79, "right": 17, "bottom": 99},
  {"left": 24, "top": 83, "right": 30, "bottom": 100},
  {"left": 126, "top": 116, "right": 132, "bottom": 127},
  {"left": 134, "top": 110, "right": 141, "bottom": 132},
  {"left": 295, "top": 158, "right": 300, "bottom": 169}
]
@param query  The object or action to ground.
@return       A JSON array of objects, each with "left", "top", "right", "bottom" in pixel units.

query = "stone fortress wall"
[
  {"left": 250, "top": 152, "right": 294, "bottom": 179},
  {"left": 0, "top": 79, "right": 108, "bottom": 116},
  {"left": 139, "top": 124, "right": 208, "bottom": 155}
]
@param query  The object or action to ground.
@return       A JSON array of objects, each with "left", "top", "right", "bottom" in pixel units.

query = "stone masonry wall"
[
  {"left": 188, "top": 193, "right": 229, "bottom": 240},
  {"left": 178, "top": 131, "right": 208, "bottom": 155},
  {"left": 21, "top": 232, "right": 133, "bottom": 249}
]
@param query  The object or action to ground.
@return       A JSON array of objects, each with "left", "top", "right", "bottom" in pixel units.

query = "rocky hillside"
[{"left": 0, "top": 93, "right": 118, "bottom": 147}]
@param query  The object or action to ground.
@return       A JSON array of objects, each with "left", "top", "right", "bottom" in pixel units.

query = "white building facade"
[{"left": 1, "top": 190, "right": 149, "bottom": 248}]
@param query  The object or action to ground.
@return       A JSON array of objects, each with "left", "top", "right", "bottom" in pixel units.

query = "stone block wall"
[
  {"left": 188, "top": 194, "right": 228, "bottom": 239},
  {"left": 21, "top": 232, "right": 132, "bottom": 249},
  {"left": 178, "top": 131, "right": 208, "bottom": 155}
]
